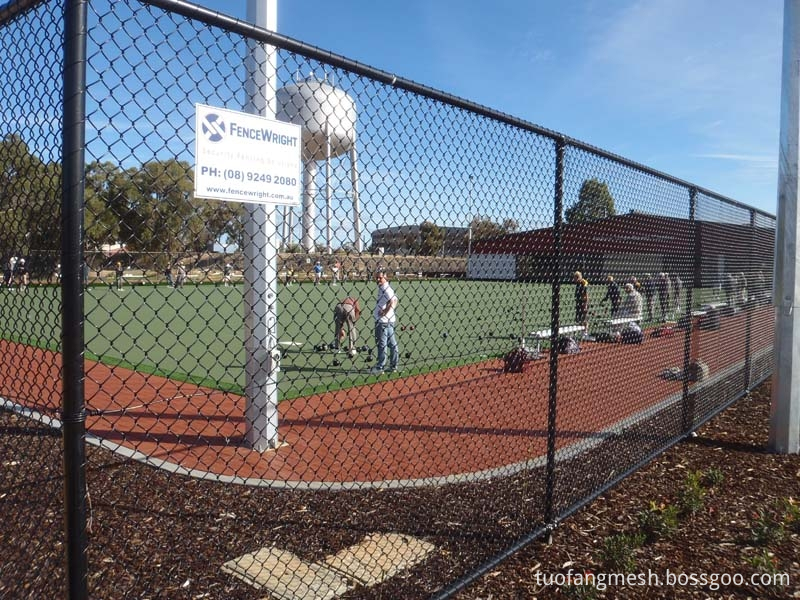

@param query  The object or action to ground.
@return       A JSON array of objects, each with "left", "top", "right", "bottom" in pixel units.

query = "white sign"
[{"left": 194, "top": 104, "right": 302, "bottom": 206}]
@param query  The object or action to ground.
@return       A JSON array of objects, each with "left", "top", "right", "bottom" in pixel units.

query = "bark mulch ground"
[
  {"left": 2, "top": 379, "right": 799, "bottom": 599},
  {"left": 456, "top": 380, "right": 800, "bottom": 599}
]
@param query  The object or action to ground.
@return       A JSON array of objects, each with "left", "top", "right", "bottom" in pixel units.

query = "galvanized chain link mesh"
[{"left": 1, "top": 0, "right": 777, "bottom": 597}]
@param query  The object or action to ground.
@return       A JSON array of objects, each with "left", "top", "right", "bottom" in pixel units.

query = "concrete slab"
[
  {"left": 323, "top": 533, "right": 435, "bottom": 586},
  {"left": 221, "top": 546, "right": 351, "bottom": 600}
]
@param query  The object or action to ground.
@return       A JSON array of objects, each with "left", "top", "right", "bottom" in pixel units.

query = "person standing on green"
[
  {"left": 600, "top": 274, "right": 621, "bottom": 317},
  {"left": 332, "top": 297, "right": 361, "bottom": 355},
  {"left": 369, "top": 270, "right": 399, "bottom": 374},
  {"left": 114, "top": 261, "right": 124, "bottom": 291}
]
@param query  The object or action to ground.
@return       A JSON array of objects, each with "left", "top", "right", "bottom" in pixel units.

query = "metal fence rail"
[{"left": 1, "top": 0, "right": 776, "bottom": 598}]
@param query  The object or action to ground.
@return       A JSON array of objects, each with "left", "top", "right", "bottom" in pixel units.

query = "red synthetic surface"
[{"left": 1, "top": 307, "right": 774, "bottom": 484}]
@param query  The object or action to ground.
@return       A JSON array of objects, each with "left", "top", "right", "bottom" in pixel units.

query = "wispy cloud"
[
  {"left": 581, "top": 0, "right": 781, "bottom": 117},
  {"left": 693, "top": 153, "right": 775, "bottom": 165},
  {"left": 567, "top": 0, "right": 782, "bottom": 210}
]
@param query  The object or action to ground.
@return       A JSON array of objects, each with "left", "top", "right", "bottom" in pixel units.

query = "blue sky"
[{"left": 194, "top": 0, "right": 784, "bottom": 216}]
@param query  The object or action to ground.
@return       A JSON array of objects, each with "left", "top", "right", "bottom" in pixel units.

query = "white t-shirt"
[{"left": 374, "top": 282, "right": 397, "bottom": 324}]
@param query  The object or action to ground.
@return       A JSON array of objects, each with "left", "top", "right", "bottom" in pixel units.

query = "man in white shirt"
[{"left": 370, "top": 270, "right": 399, "bottom": 374}]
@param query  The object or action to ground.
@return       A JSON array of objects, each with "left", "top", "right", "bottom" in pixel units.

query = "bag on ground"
[
  {"left": 650, "top": 325, "right": 674, "bottom": 338},
  {"left": 698, "top": 309, "right": 721, "bottom": 330},
  {"left": 620, "top": 323, "right": 644, "bottom": 344},
  {"left": 503, "top": 347, "right": 528, "bottom": 373},
  {"left": 556, "top": 335, "right": 580, "bottom": 354},
  {"left": 594, "top": 331, "right": 616, "bottom": 343}
]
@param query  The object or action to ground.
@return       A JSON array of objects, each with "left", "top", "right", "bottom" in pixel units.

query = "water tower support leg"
[
  {"left": 302, "top": 161, "right": 317, "bottom": 253},
  {"left": 350, "top": 145, "right": 362, "bottom": 252}
]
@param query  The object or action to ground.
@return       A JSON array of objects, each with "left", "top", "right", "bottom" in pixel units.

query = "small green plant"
[
  {"left": 745, "top": 548, "right": 780, "bottom": 576},
  {"left": 677, "top": 470, "right": 706, "bottom": 516},
  {"left": 702, "top": 467, "right": 725, "bottom": 488},
  {"left": 780, "top": 497, "right": 800, "bottom": 534},
  {"left": 750, "top": 507, "right": 785, "bottom": 546},
  {"left": 637, "top": 501, "right": 680, "bottom": 543},
  {"left": 598, "top": 532, "right": 645, "bottom": 573},
  {"left": 562, "top": 582, "right": 599, "bottom": 600}
]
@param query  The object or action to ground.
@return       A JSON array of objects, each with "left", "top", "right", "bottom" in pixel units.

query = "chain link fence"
[{"left": 1, "top": 0, "right": 776, "bottom": 598}]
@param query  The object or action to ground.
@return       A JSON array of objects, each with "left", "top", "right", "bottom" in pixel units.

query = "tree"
[
  {"left": 25, "top": 161, "right": 62, "bottom": 268},
  {"left": 469, "top": 216, "right": 507, "bottom": 241},
  {"left": 502, "top": 218, "right": 519, "bottom": 233},
  {"left": 0, "top": 134, "right": 62, "bottom": 272},
  {"left": 122, "top": 159, "right": 198, "bottom": 268},
  {"left": 4, "top": 141, "right": 253, "bottom": 272},
  {"left": 418, "top": 221, "right": 444, "bottom": 256},
  {"left": 203, "top": 201, "right": 245, "bottom": 252},
  {"left": 339, "top": 242, "right": 357, "bottom": 255},
  {"left": 85, "top": 161, "right": 132, "bottom": 249},
  {"left": 88, "top": 159, "right": 243, "bottom": 267},
  {"left": 403, "top": 233, "right": 419, "bottom": 255},
  {"left": 565, "top": 178, "right": 616, "bottom": 224}
]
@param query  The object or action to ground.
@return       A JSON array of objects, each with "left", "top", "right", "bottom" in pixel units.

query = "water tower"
[{"left": 276, "top": 75, "right": 363, "bottom": 253}]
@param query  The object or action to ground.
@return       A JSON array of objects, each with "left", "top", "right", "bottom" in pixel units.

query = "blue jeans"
[{"left": 374, "top": 321, "right": 398, "bottom": 370}]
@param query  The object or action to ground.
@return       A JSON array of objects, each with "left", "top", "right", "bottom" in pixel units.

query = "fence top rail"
[
  {"left": 140, "top": 0, "right": 773, "bottom": 220},
  {"left": 0, "top": 0, "right": 48, "bottom": 26}
]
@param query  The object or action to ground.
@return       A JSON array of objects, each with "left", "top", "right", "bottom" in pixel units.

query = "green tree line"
[
  {"left": 0, "top": 134, "right": 62, "bottom": 272},
  {"left": 2, "top": 132, "right": 616, "bottom": 271},
  {"left": 84, "top": 158, "right": 243, "bottom": 268},
  {"left": 1, "top": 134, "right": 244, "bottom": 272}
]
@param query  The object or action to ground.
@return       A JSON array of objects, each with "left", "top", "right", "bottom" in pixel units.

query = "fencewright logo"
[{"left": 201, "top": 113, "right": 225, "bottom": 143}]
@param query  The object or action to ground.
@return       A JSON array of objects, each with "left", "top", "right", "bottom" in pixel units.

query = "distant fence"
[{"left": 0, "top": 0, "right": 776, "bottom": 598}]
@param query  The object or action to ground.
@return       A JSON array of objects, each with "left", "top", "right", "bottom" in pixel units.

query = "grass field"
[{"left": 0, "top": 279, "right": 720, "bottom": 399}]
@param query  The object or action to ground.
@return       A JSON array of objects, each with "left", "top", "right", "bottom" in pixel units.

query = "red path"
[{"left": 1, "top": 307, "right": 773, "bottom": 487}]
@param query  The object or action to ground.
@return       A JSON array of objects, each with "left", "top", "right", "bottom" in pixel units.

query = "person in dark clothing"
[
  {"left": 600, "top": 274, "right": 621, "bottom": 317},
  {"left": 16, "top": 258, "right": 29, "bottom": 292},
  {"left": 642, "top": 273, "right": 657, "bottom": 321},
  {"left": 2, "top": 260, "right": 11, "bottom": 288},
  {"left": 81, "top": 258, "right": 90, "bottom": 288}
]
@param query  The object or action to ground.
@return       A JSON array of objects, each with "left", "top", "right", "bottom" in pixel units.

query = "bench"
[
  {"left": 122, "top": 273, "right": 149, "bottom": 285},
  {"left": 700, "top": 301, "right": 727, "bottom": 311},
  {"left": 527, "top": 324, "right": 585, "bottom": 358},
  {"left": 277, "top": 341, "right": 303, "bottom": 353},
  {"left": 606, "top": 316, "right": 640, "bottom": 333},
  {"left": 691, "top": 302, "right": 726, "bottom": 330},
  {"left": 691, "top": 301, "right": 728, "bottom": 319}
]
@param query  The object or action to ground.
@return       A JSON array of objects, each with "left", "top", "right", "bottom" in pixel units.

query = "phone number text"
[{"left": 199, "top": 166, "right": 297, "bottom": 186}]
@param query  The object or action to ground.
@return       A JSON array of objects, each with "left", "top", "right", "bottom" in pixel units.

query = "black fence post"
[
  {"left": 681, "top": 187, "right": 698, "bottom": 434},
  {"left": 62, "top": 1, "right": 88, "bottom": 598},
  {"left": 544, "top": 137, "right": 565, "bottom": 528}
]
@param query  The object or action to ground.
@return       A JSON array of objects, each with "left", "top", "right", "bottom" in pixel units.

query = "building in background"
[
  {"left": 371, "top": 224, "right": 470, "bottom": 257},
  {"left": 467, "top": 212, "right": 775, "bottom": 289}
]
